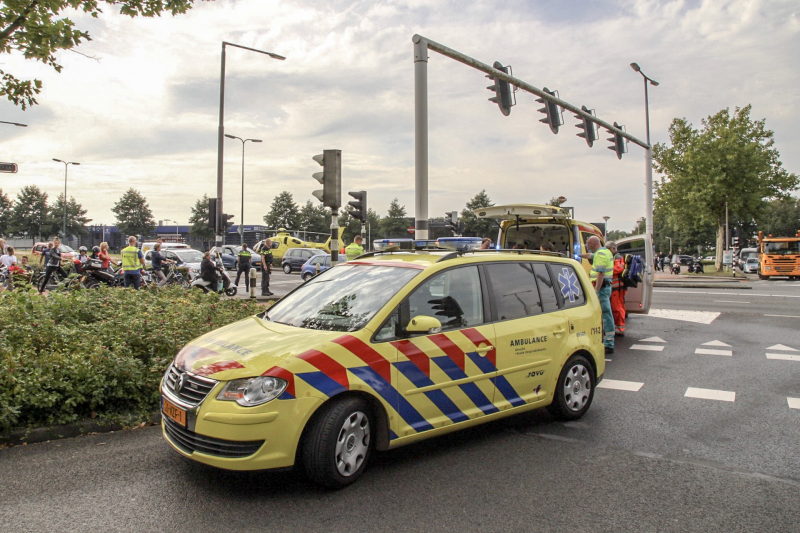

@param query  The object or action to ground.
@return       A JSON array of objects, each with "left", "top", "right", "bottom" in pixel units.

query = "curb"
[
  {"left": 654, "top": 282, "right": 751, "bottom": 290},
  {"left": 0, "top": 412, "right": 162, "bottom": 447}
]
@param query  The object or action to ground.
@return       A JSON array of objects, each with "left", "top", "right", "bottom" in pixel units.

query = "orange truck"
[{"left": 757, "top": 230, "right": 800, "bottom": 280}]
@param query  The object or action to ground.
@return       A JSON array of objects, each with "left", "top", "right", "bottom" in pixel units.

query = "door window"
[
  {"left": 483, "top": 262, "right": 542, "bottom": 321},
  {"left": 532, "top": 263, "right": 560, "bottom": 313},
  {"left": 549, "top": 264, "right": 586, "bottom": 309},
  {"left": 406, "top": 266, "right": 484, "bottom": 334}
]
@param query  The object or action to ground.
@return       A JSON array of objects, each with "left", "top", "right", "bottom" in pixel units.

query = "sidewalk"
[{"left": 653, "top": 270, "right": 752, "bottom": 289}]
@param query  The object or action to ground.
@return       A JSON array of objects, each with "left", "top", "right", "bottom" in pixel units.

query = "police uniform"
[
  {"left": 235, "top": 246, "right": 252, "bottom": 291},
  {"left": 590, "top": 247, "right": 615, "bottom": 352},
  {"left": 259, "top": 243, "right": 273, "bottom": 296},
  {"left": 121, "top": 245, "right": 144, "bottom": 290}
]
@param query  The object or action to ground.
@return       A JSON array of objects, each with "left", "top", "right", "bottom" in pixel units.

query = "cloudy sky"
[{"left": 0, "top": 0, "right": 797, "bottom": 235}]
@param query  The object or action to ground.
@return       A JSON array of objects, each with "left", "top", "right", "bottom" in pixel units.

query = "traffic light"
[
  {"left": 574, "top": 106, "right": 597, "bottom": 147},
  {"left": 444, "top": 211, "right": 459, "bottom": 234},
  {"left": 607, "top": 122, "right": 628, "bottom": 159},
  {"left": 485, "top": 61, "right": 514, "bottom": 116},
  {"left": 732, "top": 237, "right": 740, "bottom": 247},
  {"left": 221, "top": 213, "right": 234, "bottom": 232},
  {"left": 207, "top": 197, "right": 218, "bottom": 232},
  {"left": 312, "top": 149, "right": 342, "bottom": 209},
  {"left": 348, "top": 190, "right": 367, "bottom": 223},
  {"left": 536, "top": 87, "right": 563, "bottom": 134}
]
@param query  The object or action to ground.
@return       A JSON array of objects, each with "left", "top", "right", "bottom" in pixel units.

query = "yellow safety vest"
[
  {"left": 589, "top": 248, "right": 614, "bottom": 283},
  {"left": 345, "top": 242, "right": 364, "bottom": 261},
  {"left": 121, "top": 246, "right": 142, "bottom": 272}
]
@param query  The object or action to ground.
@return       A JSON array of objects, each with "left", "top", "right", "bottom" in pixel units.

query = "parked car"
[
  {"left": 212, "top": 245, "right": 263, "bottom": 271},
  {"left": 281, "top": 247, "right": 325, "bottom": 274},
  {"left": 144, "top": 248, "right": 205, "bottom": 276},
  {"left": 31, "top": 242, "right": 76, "bottom": 264},
  {"left": 300, "top": 253, "right": 331, "bottom": 281},
  {"left": 678, "top": 255, "right": 694, "bottom": 266},
  {"left": 743, "top": 257, "right": 760, "bottom": 274}
]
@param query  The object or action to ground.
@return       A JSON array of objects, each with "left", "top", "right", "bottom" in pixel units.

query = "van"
[{"left": 476, "top": 203, "right": 653, "bottom": 314}]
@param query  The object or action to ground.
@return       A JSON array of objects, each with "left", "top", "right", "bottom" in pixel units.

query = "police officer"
[
  {"left": 258, "top": 239, "right": 273, "bottom": 296},
  {"left": 235, "top": 243, "right": 253, "bottom": 291},
  {"left": 345, "top": 235, "right": 364, "bottom": 261},
  {"left": 583, "top": 236, "right": 615, "bottom": 354},
  {"left": 121, "top": 235, "right": 145, "bottom": 290}
]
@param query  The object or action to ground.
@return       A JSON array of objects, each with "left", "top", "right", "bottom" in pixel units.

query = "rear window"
[{"left": 504, "top": 224, "right": 570, "bottom": 255}]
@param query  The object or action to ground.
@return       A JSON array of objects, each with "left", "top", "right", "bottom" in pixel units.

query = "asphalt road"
[{"left": 2, "top": 279, "right": 798, "bottom": 532}]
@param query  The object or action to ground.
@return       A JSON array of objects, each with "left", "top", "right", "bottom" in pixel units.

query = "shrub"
[{"left": 0, "top": 285, "right": 262, "bottom": 432}]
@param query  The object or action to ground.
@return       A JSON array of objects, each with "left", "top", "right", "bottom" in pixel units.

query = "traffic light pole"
[{"left": 331, "top": 210, "right": 340, "bottom": 266}]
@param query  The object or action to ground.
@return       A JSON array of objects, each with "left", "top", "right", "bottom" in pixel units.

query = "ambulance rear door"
[{"left": 615, "top": 234, "right": 653, "bottom": 314}]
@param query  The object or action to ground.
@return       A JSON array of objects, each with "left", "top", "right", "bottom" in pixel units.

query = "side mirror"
[{"left": 405, "top": 315, "right": 442, "bottom": 335}]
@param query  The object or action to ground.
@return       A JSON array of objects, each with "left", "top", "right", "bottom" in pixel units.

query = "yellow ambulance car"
[{"left": 161, "top": 249, "right": 604, "bottom": 488}]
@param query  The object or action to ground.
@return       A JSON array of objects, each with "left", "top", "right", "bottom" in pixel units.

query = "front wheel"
[
  {"left": 283, "top": 264, "right": 292, "bottom": 274},
  {"left": 547, "top": 354, "right": 596, "bottom": 421},
  {"left": 301, "top": 272, "right": 313, "bottom": 282},
  {"left": 302, "top": 396, "right": 373, "bottom": 489},
  {"left": 225, "top": 286, "right": 238, "bottom": 297}
]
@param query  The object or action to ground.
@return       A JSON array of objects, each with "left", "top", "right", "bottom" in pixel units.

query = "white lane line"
[
  {"left": 695, "top": 348, "right": 733, "bottom": 356},
  {"left": 767, "top": 344, "right": 799, "bottom": 352},
  {"left": 788, "top": 398, "right": 800, "bottom": 410},
  {"left": 685, "top": 388, "right": 736, "bottom": 402},
  {"left": 714, "top": 300, "right": 749, "bottom": 303},
  {"left": 598, "top": 379, "right": 644, "bottom": 392},
  {"left": 766, "top": 353, "right": 800, "bottom": 362},
  {"left": 631, "top": 344, "right": 665, "bottom": 352},
  {"left": 645, "top": 309, "right": 720, "bottom": 324},
  {"left": 656, "top": 290, "right": 800, "bottom": 298},
  {"left": 605, "top": 358, "right": 612, "bottom": 362},
  {"left": 639, "top": 336, "right": 666, "bottom": 343},
  {"left": 765, "top": 314, "right": 800, "bottom": 318},
  {"left": 702, "top": 340, "right": 731, "bottom": 347}
]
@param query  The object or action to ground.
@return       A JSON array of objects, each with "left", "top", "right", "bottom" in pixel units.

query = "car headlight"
[{"left": 217, "top": 377, "right": 288, "bottom": 406}]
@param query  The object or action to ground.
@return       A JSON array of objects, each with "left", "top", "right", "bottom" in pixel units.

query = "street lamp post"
[
  {"left": 216, "top": 42, "right": 284, "bottom": 248},
  {"left": 666, "top": 236, "right": 673, "bottom": 255},
  {"left": 0, "top": 121, "right": 27, "bottom": 127},
  {"left": 602, "top": 216, "right": 610, "bottom": 240},
  {"left": 225, "top": 134, "right": 262, "bottom": 245},
  {"left": 53, "top": 159, "right": 80, "bottom": 239},
  {"left": 630, "top": 62, "right": 659, "bottom": 238}
]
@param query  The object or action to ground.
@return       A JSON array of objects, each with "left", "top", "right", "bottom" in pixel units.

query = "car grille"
[
  {"left": 163, "top": 416, "right": 265, "bottom": 458},
  {"left": 163, "top": 365, "right": 217, "bottom": 406}
]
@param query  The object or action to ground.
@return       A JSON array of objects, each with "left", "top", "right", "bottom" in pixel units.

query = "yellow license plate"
[{"left": 162, "top": 397, "right": 186, "bottom": 427}]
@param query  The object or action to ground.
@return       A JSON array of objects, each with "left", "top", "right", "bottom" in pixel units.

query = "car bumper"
[{"left": 161, "top": 389, "right": 322, "bottom": 471}]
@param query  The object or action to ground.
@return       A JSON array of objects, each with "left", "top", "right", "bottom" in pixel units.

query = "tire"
[
  {"left": 84, "top": 278, "right": 100, "bottom": 289},
  {"left": 283, "top": 264, "right": 292, "bottom": 274},
  {"left": 225, "top": 286, "right": 238, "bottom": 297},
  {"left": 302, "top": 272, "right": 313, "bottom": 282},
  {"left": 758, "top": 273, "right": 766, "bottom": 280},
  {"left": 302, "top": 396, "right": 373, "bottom": 489},
  {"left": 547, "top": 354, "right": 596, "bottom": 421}
]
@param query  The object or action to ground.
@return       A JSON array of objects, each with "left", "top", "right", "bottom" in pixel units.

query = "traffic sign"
[{"left": 0, "top": 163, "right": 18, "bottom": 173}]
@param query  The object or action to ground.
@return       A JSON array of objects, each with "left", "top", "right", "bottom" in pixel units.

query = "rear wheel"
[
  {"left": 224, "top": 286, "right": 237, "bottom": 297},
  {"left": 283, "top": 264, "right": 292, "bottom": 274},
  {"left": 547, "top": 354, "right": 595, "bottom": 421},
  {"left": 301, "top": 272, "right": 313, "bottom": 282},
  {"left": 302, "top": 396, "right": 373, "bottom": 489}
]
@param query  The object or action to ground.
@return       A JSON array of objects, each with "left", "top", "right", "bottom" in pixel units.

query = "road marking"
[
  {"left": 767, "top": 344, "right": 799, "bottom": 351},
  {"left": 765, "top": 314, "right": 800, "bottom": 318},
  {"left": 645, "top": 309, "right": 720, "bottom": 324},
  {"left": 605, "top": 358, "right": 612, "bottom": 362},
  {"left": 714, "top": 300, "right": 749, "bottom": 303},
  {"left": 789, "top": 398, "right": 800, "bottom": 410},
  {"left": 639, "top": 336, "right": 666, "bottom": 343},
  {"left": 598, "top": 379, "right": 643, "bottom": 392},
  {"left": 766, "top": 353, "right": 800, "bottom": 362},
  {"left": 702, "top": 340, "right": 731, "bottom": 347},
  {"left": 695, "top": 348, "right": 733, "bottom": 356},
  {"left": 685, "top": 387, "right": 735, "bottom": 402},
  {"left": 630, "top": 344, "right": 665, "bottom": 352},
  {"left": 655, "top": 289, "right": 800, "bottom": 298}
]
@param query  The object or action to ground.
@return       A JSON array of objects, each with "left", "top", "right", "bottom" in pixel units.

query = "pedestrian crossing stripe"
[
  {"left": 639, "top": 336, "right": 666, "bottom": 343},
  {"left": 766, "top": 353, "right": 800, "bottom": 362},
  {"left": 631, "top": 344, "right": 665, "bottom": 352},
  {"left": 788, "top": 398, "right": 800, "bottom": 410},
  {"left": 702, "top": 340, "right": 731, "bottom": 347},
  {"left": 597, "top": 379, "right": 643, "bottom": 392},
  {"left": 685, "top": 387, "right": 735, "bottom": 402},
  {"left": 695, "top": 348, "right": 733, "bottom": 356},
  {"left": 766, "top": 344, "right": 798, "bottom": 352}
]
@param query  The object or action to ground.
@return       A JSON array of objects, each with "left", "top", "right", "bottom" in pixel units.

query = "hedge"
[{"left": 0, "top": 284, "right": 262, "bottom": 433}]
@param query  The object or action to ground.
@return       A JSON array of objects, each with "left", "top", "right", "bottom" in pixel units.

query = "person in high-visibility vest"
[
  {"left": 121, "top": 235, "right": 145, "bottom": 290},
  {"left": 607, "top": 241, "right": 627, "bottom": 337},
  {"left": 345, "top": 235, "right": 364, "bottom": 261},
  {"left": 235, "top": 243, "right": 253, "bottom": 291},
  {"left": 582, "top": 236, "right": 615, "bottom": 354},
  {"left": 258, "top": 239, "right": 273, "bottom": 296}
]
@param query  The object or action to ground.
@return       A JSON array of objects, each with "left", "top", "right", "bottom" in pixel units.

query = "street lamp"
[
  {"left": 666, "top": 236, "right": 673, "bottom": 255},
  {"left": 602, "top": 216, "right": 610, "bottom": 240},
  {"left": 216, "top": 42, "right": 284, "bottom": 247},
  {"left": 225, "top": 134, "right": 262, "bottom": 245},
  {"left": 630, "top": 62, "right": 659, "bottom": 238},
  {"left": 53, "top": 159, "right": 80, "bottom": 239},
  {"left": 0, "top": 121, "right": 28, "bottom": 127}
]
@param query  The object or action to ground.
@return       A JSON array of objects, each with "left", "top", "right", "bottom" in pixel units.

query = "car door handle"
[
  {"left": 475, "top": 344, "right": 493, "bottom": 356},
  {"left": 553, "top": 328, "right": 567, "bottom": 335}
]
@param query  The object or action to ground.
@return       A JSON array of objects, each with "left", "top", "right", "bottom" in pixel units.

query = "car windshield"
[
  {"left": 264, "top": 264, "right": 421, "bottom": 332},
  {"left": 764, "top": 241, "right": 800, "bottom": 255},
  {"left": 174, "top": 250, "right": 204, "bottom": 263}
]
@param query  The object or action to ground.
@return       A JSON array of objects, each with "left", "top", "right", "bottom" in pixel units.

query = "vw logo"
[{"left": 174, "top": 373, "right": 186, "bottom": 394}]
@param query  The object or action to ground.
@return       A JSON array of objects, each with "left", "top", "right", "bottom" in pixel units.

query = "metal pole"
[
  {"left": 240, "top": 140, "right": 245, "bottom": 246},
  {"left": 330, "top": 210, "right": 340, "bottom": 266},
  {"left": 413, "top": 35, "right": 429, "bottom": 240},
  {"left": 216, "top": 42, "right": 227, "bottom": 248},
  {"left": 644, "top": 77, "right": 654, "bottom": 238},
  {"left": 63, "top": 163, "right": 68, "bottom": 238}
]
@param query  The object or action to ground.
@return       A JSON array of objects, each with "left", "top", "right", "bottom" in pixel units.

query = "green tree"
[
  {"left": 0, "top": 188, "right": 12, "bottom": 236},
  {"left": 460, "top": 190, "right": 494, "bottom": 237},
  {"left": 653, "top": 105, "right": 798, "bottom": 270},
  {"left": 188, "top": 194, "right": 215, "bottom": 242},
  {"left": 757, "top": 197, "right": 800, "bottom": 237},
  {"left": 366, "top": 208, "right": 381, "bottom": 243},
  {"left": 263, "top": 191, "right": 299, "bottom": 230},
  {"left": 46, "top": 194, "right": 91, "bottom": 237},
  {"left": 10, "top": 185, "right": 50, "bottom": 240},
  {"left": 338, "top": 209, "right": 362, "bottom": 244},
  {"left": 0, "top": 0, "right": 195, "bottom": 109},
  {"left": 112, "top": 188, "right": 156, "bottom": 237},
  {"left": 380, "top": 198, "right": 409, "bottom": 238},
  {"left": 297, "top": 200, "right": 330, "bottom": 239}
]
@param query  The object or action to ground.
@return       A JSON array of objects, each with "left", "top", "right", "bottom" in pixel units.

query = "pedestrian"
[
  {"left": 20, "top": 255, "right": 30, "bottom": 270},
  {"left": 0, "top": 238, "right": 5, "bottom": 255},
  {"left": 258, "top": 239, "right": 274, "bottom": 296},
  {"left": 121, "top": 236, "right": 145, "bottom": 290},
  {"left": 0, "top": 246, "right": 17, "bottom": 268},
  {"left": 40, "top": 241, "right": 52, "bottom": 268},
  {"left": 200, "top": 250, "right": 219, "bottom": 289},
  {"left": 345, "top": 235, "right": 364, "bottom": 261},
  {"left": 235, "top": 243, "right": 253, "bottom": 291},
  {"left": 480, "top": 238, "right": 492, "bottom": 249},
  {"left": 150, "top": 243, "right": 172, "bottom": 287},
  {"left": 607, "top": 241, "right": 627, "bottom": 337},
  {"left": 582, "top": 235, "right": 615, "bottom": 354},
  {"left": 39, "top": 237, "right": 68, "bottom": 293},
  {"left": 98, "top": 242, "right": 117, "bottom": 272}
]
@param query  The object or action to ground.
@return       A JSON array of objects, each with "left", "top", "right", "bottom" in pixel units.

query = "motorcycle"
[
  {"left": 671, "top": 262, "right": 681, "bottom": 275},
  {"left": 80, "top": 258, "right": 117, "bottom": 288},
  {"left": 191, "top": 256, "right": 237, "bottom": 296},
  {"left": 688, "top": 257, "right": 704, "bottom": 274}
]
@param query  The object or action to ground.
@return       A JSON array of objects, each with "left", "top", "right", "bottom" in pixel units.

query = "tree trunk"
[{"left": 715, "top": 219, "right": 725, "bottom": 272}]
